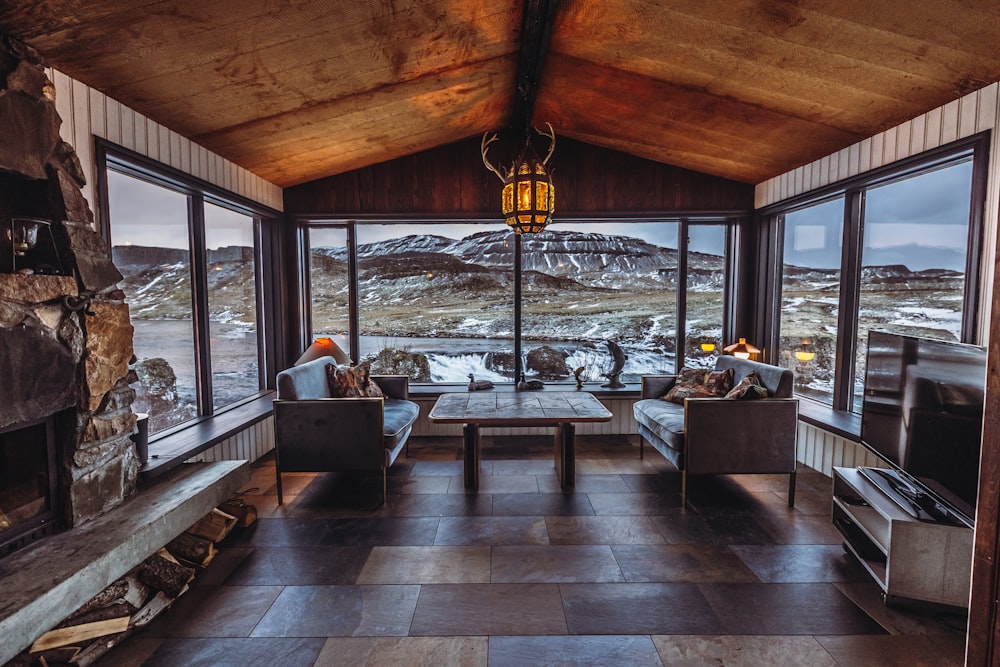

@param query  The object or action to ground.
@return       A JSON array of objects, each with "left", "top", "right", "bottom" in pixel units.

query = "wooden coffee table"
[{"left": 428, "top": 391, "right": 613, "bottom": 491}]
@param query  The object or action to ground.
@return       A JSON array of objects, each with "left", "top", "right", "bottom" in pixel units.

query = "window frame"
[
  {"left": 760, "top": 132, "right": 989, "bottom": 417},
  {"left": 95, "top": 139, "right": 282, "bottom": 439},
  {"left": 294, "top": 214, "right": 747, "bottom": 384}
]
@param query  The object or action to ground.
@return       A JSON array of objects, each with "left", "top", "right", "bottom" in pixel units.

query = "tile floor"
[{"left": 95, "top": 435, "right": 968, "bottom": 666}]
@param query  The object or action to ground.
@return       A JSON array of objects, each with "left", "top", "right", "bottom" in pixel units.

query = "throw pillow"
[
  {"left": 663, "top": 368, "right": 714, "bottom": 405},
  {"left": 325, "top": 363, "right": 364, "bottom": 398},
  {"left": 354, "top": 363, "right": 384, "bottom": 398},
  {"left": 724, "top": 371, "right": 769, "bottom": 400},
  {"left": 703, "top": 367, "right": 734, "bottom": 396}
]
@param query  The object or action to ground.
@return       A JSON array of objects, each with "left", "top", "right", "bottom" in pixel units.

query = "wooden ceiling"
[{"left": 2, "top": 0, "right": 999, "bottom": 187}]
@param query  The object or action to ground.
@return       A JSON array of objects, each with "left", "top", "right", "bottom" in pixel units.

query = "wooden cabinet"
[{"left": 832, "top": 466, "right": 973, "bottom": 609}]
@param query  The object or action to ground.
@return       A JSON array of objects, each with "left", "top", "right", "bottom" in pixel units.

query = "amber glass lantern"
[{"left": 502, "top": 162, "right": 555, "bottom": 235}]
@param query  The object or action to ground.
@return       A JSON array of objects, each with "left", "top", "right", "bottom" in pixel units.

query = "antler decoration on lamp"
[{"left": 481, "top": 123, "right": 556, "bottom": 235}]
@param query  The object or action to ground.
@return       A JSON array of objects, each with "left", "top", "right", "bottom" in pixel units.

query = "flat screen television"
[{"left": 861, "top": 330, "right": 986, "bottom": 528}]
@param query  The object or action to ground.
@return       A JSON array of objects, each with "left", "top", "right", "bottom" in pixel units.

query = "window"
[
  {"left": 102, "top": 147, "right": 274, "bottom": 435},
  {"left": 307, "top": 226, "right": 350, "bottom": 355},
  {"left": 776, "top": 197, "right": 845, "bottom": 404},
  {"left": 853, "top": 160, "right": 974, "bottom": 409},
  {"left": 684, "top": 224, "right": 730, "bottom": 370},
  {"left": 521, "top": 222, "right": 680, "bottom": 383},
  {"left": 771, "top": 137, "right": 984, "bottom": 414},
  {"left": 303, "top": 218, "right": 736, "bottom": 384},
  {"left": 108, "top": 170, "right": 198, "bottom": 432},
  {"left": 204, "top": 202, "right": 261, "bottom": 411},
  {"left": 354, "top": 223, "right": 514, "bottom": 382}
]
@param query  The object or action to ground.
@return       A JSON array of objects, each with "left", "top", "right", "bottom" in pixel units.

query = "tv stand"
[{"left": 832, "top": 466, "right": 972, "bottom": 609}]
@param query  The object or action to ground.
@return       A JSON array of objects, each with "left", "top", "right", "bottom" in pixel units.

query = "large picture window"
[
  {"left": 772, "top": 137, "right": 984, "bottom": 413},
  {"left": 103, "top": 149, "right": 274, "bottom": 435},
  {"left": 303, "top": 219, "right": 735, "bottom": 384}
]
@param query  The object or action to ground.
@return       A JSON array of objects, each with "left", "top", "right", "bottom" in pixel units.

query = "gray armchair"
[
  {"left": 273, "top": 357, "right": 419, "bottom": 505},
  {"left": 633, "top": 356, "right": 799, "bottom": 507}
]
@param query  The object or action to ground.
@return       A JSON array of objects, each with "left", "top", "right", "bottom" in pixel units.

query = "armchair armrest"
[
  {"left": 373, "top": 374, "right": 409, "bottom": 399},
  {"left": 683, "top": 398, "right": 798, "bottom": 475},
  {"left": 274, "top": 397, "right": 387, "bottom": 471},
  {"left": 641, "top": 375, "right": 677, "bottom": 399}
]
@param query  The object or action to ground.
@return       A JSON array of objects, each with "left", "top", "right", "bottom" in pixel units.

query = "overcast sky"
[{"left": 107, "top": 157, "right": 974, "bottom": 271}]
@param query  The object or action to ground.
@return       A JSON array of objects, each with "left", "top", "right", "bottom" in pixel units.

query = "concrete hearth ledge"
[{"left": 0, "top": 460, "right": 250, "bottom": 665}]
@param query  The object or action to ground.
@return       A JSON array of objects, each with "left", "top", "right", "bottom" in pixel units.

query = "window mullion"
[
  {"left": 833, "top": 190, "right": 864, "bottom": 411},
  {"left": 189, "top": 194, "right": 213, "bottom": 416}
]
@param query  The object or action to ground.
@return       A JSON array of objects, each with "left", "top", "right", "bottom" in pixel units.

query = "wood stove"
[{"left": 0, "top": 416, "right": 61, "bottom": 556}]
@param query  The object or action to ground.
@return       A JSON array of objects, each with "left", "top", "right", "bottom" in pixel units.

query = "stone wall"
[{"left": 0, "top": 34, "right": 139, "bottom": 529}]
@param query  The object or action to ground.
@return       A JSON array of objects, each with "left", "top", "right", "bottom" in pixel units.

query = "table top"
[{"left": 428, "top": 391, "right": 613, "bottom": 425}]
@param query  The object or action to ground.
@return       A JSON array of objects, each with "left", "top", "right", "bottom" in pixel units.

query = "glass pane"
[
  {"left": 205, "top": 202, "right": 260, "bottom": 410},
  {"left": 853, "top": 159, "right": 973, "bottom": 410},
  {"left": 521, "top": 222, "right": 678, "bottom": 384},
  {"left": 355, "top": 223, "right": 513, "bottom": 383},
  {"left": 108, "top": 170, "right": 197, "bottom": 434},
  {"left": 308, "top": 227, "right": 350, "bottom": 356},
  {"left": 684, "top": 225, "right": 728, "bottom": 370},
  {"left": 778, "top": 197, "right": 845, "bottom": 404}
]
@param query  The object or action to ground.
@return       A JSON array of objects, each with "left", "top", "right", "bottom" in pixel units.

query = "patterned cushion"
[
  {"left": 325, "top": 363, "right": 364, "bottom": 397},
  {"left": 354, "top": 363, "right": 384, "bottom": 398},
  {"left": 704, "top": 368, "right": 734, "bottom": 396},
  {"left": 663, "top": 368, "right": 714, "bottom": 405},
  {"left": 725, "top": 371, "right": 769, "bottom": 400}
]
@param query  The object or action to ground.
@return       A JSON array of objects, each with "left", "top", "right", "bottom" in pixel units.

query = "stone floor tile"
[
  {"left": 140, "top": 638, "right": 325, "bottom": 667},
  {"left": 652, "top": 635, "right": 838, "bottom": 667},
  {"left": 434, "top": 516, "right": 549, "bottom": 546},
  {"left": 815, "top": 634, "right": 965, "bottom": 666},
  {"left": 650, "top": 511, "right": 780, "bottom": 546},
  {"left": 141, "top": 585, "right": 282, "bottom": 638},
  {"left": 489, "top": 635, "right": 663, "bottom": 666},
  {"left": 491, "top": 545, "right": 625, "bottom": 583},
  {"left": 390, "top": 493, "right": 494, "bottom": 517},
  {"left": 317, "top": 517, "right": 441, "bottom": 546},
  {"left": 612, "top": 544, "right": 760, "bottom": 583},
  {"left": 698, "top": 582, "right": 887, "bottom": 635},
  {"left": 537, "top": 473, "right": 631, "bottom": 493},
  {"left": 446, "top": 473, "right": 540, "bottom": 494},
  {"left": 730, "top": 544, "right": 870, "bottom": 583},
  {"left": 545, "top": 515, "right": 666, "bottom": 545},
  {"left": 560, "top": 582, "right": 725, "bottom": 635},
  {"left": 251, "top": 584, "right": 421, "bottom": 637},
  {"left": 588, "top": 491, "right": 682, "bottom": 515},
  {"left": 492, "top": 493, "right": 595, "bottom": 517},
  {"left": 314, "top": 636, "right": 488, "bottom": 667},
  {"left": 410, "top": 584, "right": 568, "bottom": 635},
  {"left": 356, "top": 546, "right": 491, "bottom": 584},
  {"left": 224, "top": 545, "right": 372, "bottom": 585}
]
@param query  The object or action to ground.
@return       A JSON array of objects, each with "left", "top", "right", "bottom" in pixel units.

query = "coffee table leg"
[
  {"left": 555, "top": 422, "right": 575, "bottom": 488},
  {"left": 464, "top": 423, "right": 480, "bottom": 491}
]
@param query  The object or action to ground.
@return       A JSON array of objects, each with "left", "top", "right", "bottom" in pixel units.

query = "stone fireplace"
[{"left": 0, "top": 35, "right": 139, "bottom": 554}]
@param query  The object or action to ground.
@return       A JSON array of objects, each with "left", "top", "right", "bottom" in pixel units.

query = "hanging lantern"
[{"left": 482, "top": 123, "right": 556, "bottom": 235}]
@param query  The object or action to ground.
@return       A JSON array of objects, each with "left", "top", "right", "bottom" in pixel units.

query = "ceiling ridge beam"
[{"left": 511, "top": 0, "right": 560, "bottom": 139}]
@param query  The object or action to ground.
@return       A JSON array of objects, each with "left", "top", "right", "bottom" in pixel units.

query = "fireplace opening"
[{"left": 0, "top": 415, "right": 62, "bottom": 557}]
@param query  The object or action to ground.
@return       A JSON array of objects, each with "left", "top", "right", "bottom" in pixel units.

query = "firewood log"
[
  {"left": 138, "top": 549, "right": 195, "bottom": 598},
  {"left": 167, "top": 531, "right": 217, "bottom": 567},
  {"left": 218, "top": 498, "right": 257, "bottom": 528},
  {"left": 29, "top": 617, "right": 130, "bottom": 653},
  {"left": 186, "top": 508, "right": 238, "bottom": 542}
]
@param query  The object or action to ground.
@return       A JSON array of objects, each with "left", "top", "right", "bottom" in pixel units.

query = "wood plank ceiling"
[{"left": 2, "top": 0, "right": 999, "bottom": 187}]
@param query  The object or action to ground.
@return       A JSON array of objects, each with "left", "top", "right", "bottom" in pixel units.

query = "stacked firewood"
[{"left": 8, "top": 498, "right": 256, "bottom": 667}]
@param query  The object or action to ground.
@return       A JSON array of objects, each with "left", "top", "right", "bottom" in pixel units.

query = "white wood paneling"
[
  {"left": 50, "top": 69, "right": 283, "bottom": 218},
  {"left": 198, "top": 417, "right": 276, "bottom": 464}
]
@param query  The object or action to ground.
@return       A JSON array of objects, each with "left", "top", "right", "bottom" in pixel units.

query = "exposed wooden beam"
[{"left": 510, "top": 0, "right": 560, "bottom": 138}]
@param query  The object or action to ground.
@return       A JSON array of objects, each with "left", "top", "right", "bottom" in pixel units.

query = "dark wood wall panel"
[{"left": 283, "top": 136, "right": 753, "bottom": 217}]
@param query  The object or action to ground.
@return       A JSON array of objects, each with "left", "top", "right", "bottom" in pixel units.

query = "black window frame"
[
  {"left": 759, "top": 132, "right": 990, "bottom": 422},
  {"left": 95, "top": 139, "right": 283, "bottom": 439}
]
